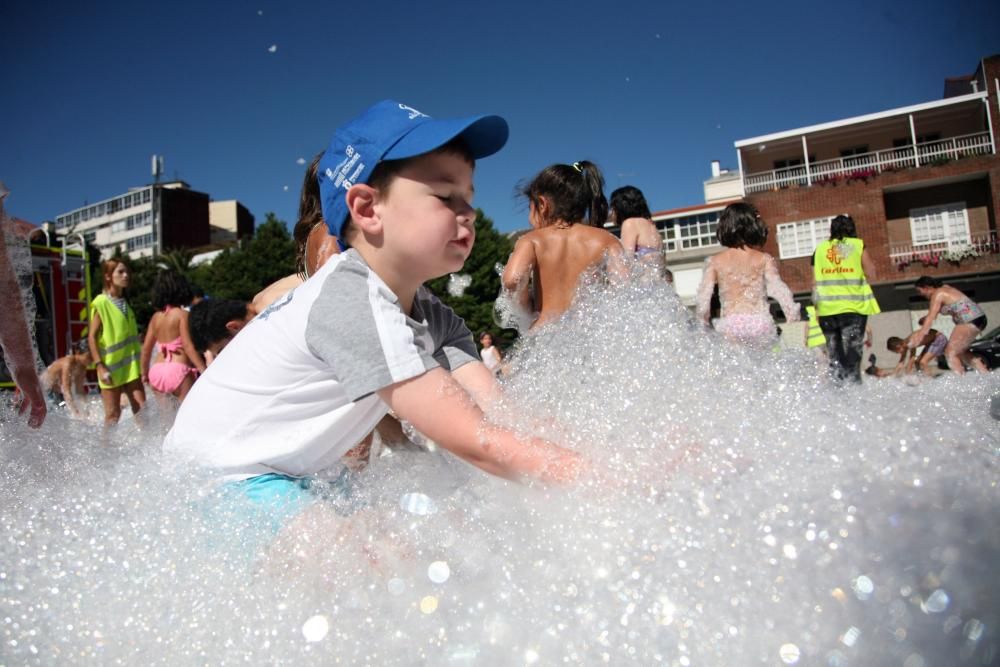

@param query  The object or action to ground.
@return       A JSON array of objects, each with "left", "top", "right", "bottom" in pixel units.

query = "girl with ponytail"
[{"left": 502, "top": 161, "right": 623, "bottom": 330}]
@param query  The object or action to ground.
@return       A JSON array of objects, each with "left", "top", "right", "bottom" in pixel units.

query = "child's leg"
[
  {"left": 123, "top": 379, "right": 146, "bottom": 414},
  {"left": 100, "top": 387, "right": 123, "bottom": 426},
  {"left": 175, "top": 372, "right": 196, "bottom": 402}
]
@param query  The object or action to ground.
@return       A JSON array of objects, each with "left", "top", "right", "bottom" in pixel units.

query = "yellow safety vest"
[
  {"left": 813, "top": 238, "right": 880, "bottom": 317},
  {"left": 805, "top": 305, "right": 826, "bottom": 348},
  {"left": 91, "top": 293, "right": 142, "bottom": 389}
]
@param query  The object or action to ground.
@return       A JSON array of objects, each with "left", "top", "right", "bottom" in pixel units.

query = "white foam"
[{"left": 1, "top": 271, "right": 998, "bottom": 664}]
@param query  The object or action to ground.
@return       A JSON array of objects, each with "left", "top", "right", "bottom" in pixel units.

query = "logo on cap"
[{"left": 399, "top": 103, "right": 429, "bottom": 120}]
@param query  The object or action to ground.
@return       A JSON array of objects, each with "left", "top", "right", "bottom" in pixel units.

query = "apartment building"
[
  {"left": 732, "top": 54, "right": 1000, "bottom": 340},
  {"left": 53, "top": 182, "right": 253, "bottom": 259}
]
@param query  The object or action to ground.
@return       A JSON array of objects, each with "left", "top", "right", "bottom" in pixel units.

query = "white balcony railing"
[
  {"left": 743, "top": 131, "right": 994, "bottom": 194},
  {"left": 888, "top": 230, "right": 999, "bottom": 265}
]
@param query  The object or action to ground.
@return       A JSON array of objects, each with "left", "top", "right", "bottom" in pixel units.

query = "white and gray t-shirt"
[{"left": 164, "top": 249, "right": 477, "bottom": 479}]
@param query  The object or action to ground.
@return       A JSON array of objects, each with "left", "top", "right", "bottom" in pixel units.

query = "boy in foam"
[{"left": 164, "top": 101, "right": 583, "bottom": 511}]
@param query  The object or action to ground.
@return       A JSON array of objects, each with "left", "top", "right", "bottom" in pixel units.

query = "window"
[
  {"left": 126, "top": 233, "right": 154, "bottom": 252},
  {"left": 776, "top": 217, "right": 832, "bottom": 259},
  {"left": 909, "top": 202, "right": 969, "bottom": 247},
  {"left": 141, "top": 189, "right": 151, "bottom": 204},
  {"left": 661, "top": 212, "right": 720, "bottom": 252}
]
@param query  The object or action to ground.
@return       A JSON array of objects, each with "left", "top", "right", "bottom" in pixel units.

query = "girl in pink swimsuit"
[
  {"left": 696, "top": 203, "right": 800, "bottom": 347},
  {"left": 140, "top": 270, "right": 206, "bottom": 402}
]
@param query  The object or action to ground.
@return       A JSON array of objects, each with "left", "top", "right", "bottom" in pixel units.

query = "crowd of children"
[{"left": 2, "top": 100, "right": 995, "bottom": 555}]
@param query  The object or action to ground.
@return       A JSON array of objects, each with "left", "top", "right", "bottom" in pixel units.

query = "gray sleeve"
[
  {"left": 305, "top": 265, "right": 439, "bottom": 401},
  {"left": 415, "top": 288, "right": 478, "bottom": 371}
]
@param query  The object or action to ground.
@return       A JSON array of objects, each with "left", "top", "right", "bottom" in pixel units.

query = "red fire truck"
[{"left": 0, "top": 232, "right": 92, "bottom": 390}]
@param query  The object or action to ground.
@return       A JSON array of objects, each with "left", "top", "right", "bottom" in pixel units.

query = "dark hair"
[
  {"left": 101, "top": 258, "right": 128, "bottom": 291},
  {"left": 914, "top": 275, "right": 943, "bottom": 290},
  {"left": 609, "top": 186, "right": 651, "bottom": 224},
  {"left": 188, "top": 299, "right": 248, "bottom": 353},
  {"left": 294, "top": 151, "right": 325, "bottom": 271},
  {"left": 520, "top": 161, "right": 608, "bottom": 227},
  {"left": 716, "top": 203, "right": 767, "bottom": 248},
  {"left": 152, "top": 269, "right": 193, "bottom": 310},
  {"left": 341, "top": 138, "right": 475, "bottom": 246},
  {"left": 191, "top": 284, "right": 205, "bottom": 299},
  {"left": 886, "top": 336, "right": 904, "bottom": 351},
  {"left": 829, "top": 215, "right": 857, "bottom": 240}
]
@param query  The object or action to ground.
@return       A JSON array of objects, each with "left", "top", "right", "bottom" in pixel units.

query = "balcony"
[
  {"left": 889, "top": 230, "right": 999, "bottom": 267},
  {"left": 743, "top": 131, "right": 994, "bottom": 194}
]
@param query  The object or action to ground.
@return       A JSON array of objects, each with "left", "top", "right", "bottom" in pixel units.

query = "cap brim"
[{"left": 383, "top": 115, "right": 508, "bottom": 162}]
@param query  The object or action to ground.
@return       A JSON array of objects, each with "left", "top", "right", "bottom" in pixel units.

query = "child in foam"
[
  {"left": 501, "top": 161, "right": 623, "bottom": 330},
  {"left": 909, "top": 276, "right": 988, "bottom": 375},
  {"left": 695, "top": 203, "right": 800, "bottom": 346},
  {"left": 88, "top": 259, "right": 145, "bottom": 426},
  {"left": 140, "top": 270, "right": 206, "bottom": 402},
  {"left": 164, "top": 100, "right": 585, "bottom": 535},
  {"left": 41, "top": 344, "right": 92, "bottom": 417},
  {"left": 609, "top": 185, "right": 665, "bottom": 278},
  {"left": 886, "top": 321, "right": 947, "bottom": 377}
]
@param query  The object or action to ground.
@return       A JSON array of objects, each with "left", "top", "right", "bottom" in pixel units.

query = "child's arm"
[
  {"left": 502, "top": 237, "right": 537, "bottom": 312},
  {"left": 0, "top": 223, "right": 46, "bottom": 427},
  {"left": 450, "top": 360, "right": 501, "bottom": 410},
  {"left": 909, "top": 296, "right": 944, "bottom": 348},
  {"left": 694, "top": 259, "right": 717, "bottom": 325},
  {"left": 619, "top": 218, "right": 638, "bottom": 254},
  {"left": 377, "top": 367, "right": 584, "bottom": 484},
  {"left": 140, "top": 313, "right": 159, "bottom": 384},
  {"left": 763, "top": 255, "right": 800, "bottom": 322},
  {"left": 88, "top": 309, "right": 111, "bottom": 385},
  {"left": 178, "top": 310, "right": 206, "bottom": 373}
]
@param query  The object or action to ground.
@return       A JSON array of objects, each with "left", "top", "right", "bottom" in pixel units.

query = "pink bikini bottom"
[
  {"left": 149, "top": 361, "right": 195, "bottom": 394},
  {"left": 716, "top": 314, "right": 776, "bottom": 345}
]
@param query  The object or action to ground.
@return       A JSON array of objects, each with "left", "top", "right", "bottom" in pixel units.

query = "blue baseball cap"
[{"left": 318, "top": 100, "right": 509, "bottom": 245}]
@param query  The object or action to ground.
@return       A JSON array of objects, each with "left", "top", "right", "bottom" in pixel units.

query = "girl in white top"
[
  {"left": 696, "top": 203, "right": 800, "bottom": 346},
  {"left": 479, "top": 332, "right": 502, "bottom": 375}
]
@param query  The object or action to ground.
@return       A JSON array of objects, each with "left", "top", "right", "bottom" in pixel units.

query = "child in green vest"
[{"left": 88, "top": 259, "right": 145, "bottom": 426}]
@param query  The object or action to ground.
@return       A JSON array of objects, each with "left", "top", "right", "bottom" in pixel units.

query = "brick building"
[{"left": 732, "top": 54, "right": 1000, "bottom": 345}]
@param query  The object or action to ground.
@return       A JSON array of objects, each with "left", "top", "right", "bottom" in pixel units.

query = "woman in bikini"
[
  {"left": 909, "top": 276, "right": 989, "bottom": 374},
  {"left": 140, "top": 270, "right": 205, "bottom": 402}
]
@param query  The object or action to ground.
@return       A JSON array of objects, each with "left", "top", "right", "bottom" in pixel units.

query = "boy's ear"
[
  {"left": 225, "top": 319, "right": 247, "bottom": 335},
  {"left": 345, "top": 184, "right": 382, "bottom": 236}
]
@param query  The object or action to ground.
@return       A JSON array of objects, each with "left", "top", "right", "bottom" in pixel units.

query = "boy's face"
[{"left": 375, "top": 151, "right": 476, "bottom": 281}]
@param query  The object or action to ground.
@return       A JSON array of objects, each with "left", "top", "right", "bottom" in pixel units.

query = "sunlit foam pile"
[{"left": 1, "top": 268, "right": 998, "bottom": 665}]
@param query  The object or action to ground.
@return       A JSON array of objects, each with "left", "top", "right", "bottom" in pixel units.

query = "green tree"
[
  {"left": 426, "top": 209, "right": 516, "bottom": 348},
  {"left": 191, "top": 213, "right": 295, "bottom": 301},
  {"left": 157, "top": 248, "right": 194, "bottom": 276}
]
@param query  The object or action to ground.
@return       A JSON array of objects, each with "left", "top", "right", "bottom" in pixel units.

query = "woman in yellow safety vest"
[
  {"left": 812, "top": 215, "right": 879, "bottom": 383},
  {"left": 87, "top": 259, "right": 146, "bottom": 425}
]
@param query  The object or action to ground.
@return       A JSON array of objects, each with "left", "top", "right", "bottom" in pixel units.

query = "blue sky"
[{"left": 2, "top": 0, "right": 997, "bottom": 233}]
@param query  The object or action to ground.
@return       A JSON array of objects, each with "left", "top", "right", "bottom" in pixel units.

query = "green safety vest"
[
  {"left": 805, "top": 305, "right": 826, "bottom": 348},
  {"left": 813, "top": 238, "right": 880, "bottom": 317},
  {"left": 91, "top": 293, "right": 142, "bottom": 389}
]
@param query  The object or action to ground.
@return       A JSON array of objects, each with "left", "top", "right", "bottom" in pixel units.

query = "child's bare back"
[{"left": 506, "top": 223, "right": 621, "bottom": 328}]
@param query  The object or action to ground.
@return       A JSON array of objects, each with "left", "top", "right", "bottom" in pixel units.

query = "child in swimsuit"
[
  {"left": 502, "top": 161, "right": 623, "bottom": 330},
  {"left": 609, "top": 186, "right": 666, "bottom": 278},
  {"left": 886, "top": 323, "right": 947, "bottom": 377},
  {"left": 695, "top": 203, "right": 800, "bottom": 347},
  {"left": 910, "top": 276, "right": 988, "bottom": 375},
  {"left": 140, "top": 270, "right": 206, "bottom": 402}
]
